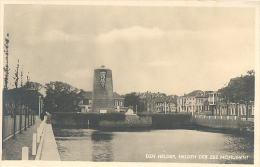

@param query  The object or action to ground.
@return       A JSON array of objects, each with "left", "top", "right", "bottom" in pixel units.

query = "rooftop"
[{"left": 113, "top": 92, "right": 124, "bottom": 99}]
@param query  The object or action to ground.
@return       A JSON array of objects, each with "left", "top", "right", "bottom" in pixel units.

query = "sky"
[{"left": 3, "top": 4, "right": 255, "bottom": 96}]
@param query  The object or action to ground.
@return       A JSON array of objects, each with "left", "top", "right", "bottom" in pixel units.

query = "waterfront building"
[
  {"left": 77, "top": 91, "right": 125, "bottom": 113},
  {"left": 135, "top": 91, "right": 177, "bottom": 113},
  {"left": 113, "top": 92, "right": 127, "bottom": 112},
  {"left": 78, "top": 91, "right": 92, "bottom": 112},
  {"left": 153, "top": 96, "right": 176, "bottom": 113},
  {"left": 177, "top": 95, "right": 187, "bottom": 112},
  {"left": 195, "top": 91, "right": 212, "bottom": 115},
  {"left": 177, "top": 90, "right": 204, "bottom": 113},
  {"left": 176, "top": 90, "right": 235, "bottom": 115},
  {"left": 212, "top": 101, "right": 254, "bottom": 119}
]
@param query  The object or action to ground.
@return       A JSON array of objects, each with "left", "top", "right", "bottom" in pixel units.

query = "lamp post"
[
  {"left": 246, "top": 98, "right": 248, "bottom": 121},
  {"left": 39, "top": 96, "right": 41, "bottom": 118},
  {"left": 164, "top": 102, "right": 166, "bottom": 114}
]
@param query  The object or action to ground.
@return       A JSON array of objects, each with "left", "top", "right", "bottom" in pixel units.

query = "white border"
[{"left": 0, "top": 1, "right": 259, "bottom": 167}]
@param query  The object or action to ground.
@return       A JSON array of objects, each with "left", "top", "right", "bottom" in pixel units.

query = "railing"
[
  {"left": 194, "top": 115, "right": 241, "bottom": 121},
  {"left": 35, "top": 117, "right": 47, "bottom": 160},
  {"left": 194, "top": 115, "right": 254, "bottom": 122},
  {"left": 3, "top": 114, "right": 36, "bottom": 142}
]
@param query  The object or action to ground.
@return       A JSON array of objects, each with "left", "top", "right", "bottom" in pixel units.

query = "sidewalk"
[
  {"left": 40, "top": 124, "right": 61, "bottom": 161},
  {"left": 2, "top": 118, "right": 42, "bottom": 160}
]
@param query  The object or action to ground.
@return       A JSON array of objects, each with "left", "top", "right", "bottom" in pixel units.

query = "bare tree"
[{"left": 3, "top": 33, "right": 10, "bottom": 90}]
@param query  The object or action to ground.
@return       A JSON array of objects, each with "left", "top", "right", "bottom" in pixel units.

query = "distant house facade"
[
  {"left": 113, "top": 92, "right": 127, "bottom": 112},
  {"left": 177, "top": 90, "right": 206, "bottom": 113},
  {"left": 77, "top": 91, "right": 126, "bottom": 113},
  {"left": 177, "top": 90, "right": 254, "bottom": 118},
  {"left": 153, "top": 96, "right": 176, "bottom": 113},
  {"left": 212, "top": 101, "right": 254, "bottom": 117},
  {"left": 77, "top": 91, "right": 92, "bottom": 113},
  {"left": 195, "top": 91, "right": 212, "bottom": 114},
  {"left": 136, "top": 91, "right": 177, "bottom": 114}
]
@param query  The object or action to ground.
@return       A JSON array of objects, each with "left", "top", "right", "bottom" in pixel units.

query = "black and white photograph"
[{"left": 1, "top": 1, "right": 259, "bottom": 166}]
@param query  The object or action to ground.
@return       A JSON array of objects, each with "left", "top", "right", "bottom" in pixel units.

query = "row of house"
[
  {"left": 177, "top": 90, "right": 254, "bottom": 117},
  {"left": 77, "top": 91, "right": 178, "bottom": 114},
  {"left": 177, "top": 90, "right": 214, "bottom": 113},
  {"left": 77, "top": 90, "right": 254, "bottom": 117},
  {"left": 137, "top": 91, "right": 177, "bottom": 114},
  {"left": 77, "top": 91, "right": 127, "bottom": 113}
]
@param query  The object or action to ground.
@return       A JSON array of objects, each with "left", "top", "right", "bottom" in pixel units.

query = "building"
[
  {"left": 77, "top": 91, "right": 126, "bottom": 113},
  {"left": 177, "top": 90, "right": 255, "bottom": 118},
  {"left": 177, "top": 90, "right": 221, "bottom": 115},
  {"left": 135, "top": 91, "right": 177, "bottom": 113},
  {"left": 195, "top": 91, "right": 212, "bottom": 114},
  {"left": 177, "top": 90, "right": 204, "bottom": 113},
  {"left": 153, "top": 96, "right": 176, "bottom": 113},
  {"left": 77, "top": 91, "right": 92, "bottom": 112},
  {"left": 213, "top": 101, "right": 254, "bottom": 117},
  {"left": 113, "top": 92, "right": 127, "bottom": 112}
]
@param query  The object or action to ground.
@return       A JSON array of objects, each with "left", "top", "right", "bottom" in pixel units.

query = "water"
[{"left": 53, "top": 127, "right": 254, "bottom": 164}]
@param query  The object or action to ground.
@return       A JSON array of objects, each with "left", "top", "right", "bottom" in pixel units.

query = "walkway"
[
  {"left": 2, "top": 118, "right": 41, "bottom": 160},
  {"left": 39, "top": 124, "right": 61, "bottom": 161}
]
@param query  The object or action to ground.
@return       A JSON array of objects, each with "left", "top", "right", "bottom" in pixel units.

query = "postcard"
[{"left": 1, "top": 1, "right": 259, "bottom": 167}]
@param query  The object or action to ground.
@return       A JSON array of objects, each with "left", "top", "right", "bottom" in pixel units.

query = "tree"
[
  {"left": 218, "top": 70, "right": 255, "bottom": 118},
  {"left": 3, "top": 33, "right": 10, "bottom": 90},
  {"left": 44, "top": 81, "right": 79, "bottom": 113},
  {"left": 23, "top": 81, "right": 43, "bottom": 91},
  {"left": 218, "top": 70, "right": 255, "bottom": 103},
  {"left": 2, "top": 33, "right": 9, "bottom": 147},
  {"left": 124, "top": 92, "right": 145, "bottom": 112}
]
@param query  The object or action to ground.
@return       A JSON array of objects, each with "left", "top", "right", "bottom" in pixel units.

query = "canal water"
[{"left": 53, "top": 127, "right": 254, "bottom": 164}]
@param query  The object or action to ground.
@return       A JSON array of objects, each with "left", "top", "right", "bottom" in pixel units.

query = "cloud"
[
  {"left": 141, "top": 61, "right": 178, "bottom": 67},
  {"left": 43, "top": 30, "right": 84, "bottom": 42},
  {"left": 26, "top": 29, "right": 84, "bottom": 45},
  {"left": 64, "top": 69, "right": 91, "bottom": 79},
  {"left": 96, "top": 26, "right": 165, "bottom": 43}
]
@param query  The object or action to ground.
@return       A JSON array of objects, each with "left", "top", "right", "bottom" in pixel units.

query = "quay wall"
[
  {"left": 50, "top": 112, "right": 127, "bottom": 128},
  {"left": 49, "top": 113, "right": 192, "bottom": 128},
  {"left": 99, "top": 115, "right": 152, "bottom": 127},
  {"left": 48, "top": 113, "right": 253, "bottom": 131},
  {"left": 150, "top": 114, "right": 192, "bottom": 127},
  {"left": 192, "top": 115, "right": 254, "bottom": 130}
]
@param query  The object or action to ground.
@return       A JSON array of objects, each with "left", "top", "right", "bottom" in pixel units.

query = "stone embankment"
[
  {"left": 192, "top": 115, "right": 254, "bottom": 132},
  {"left": 99, "top": 115, "right": 152, "bottom": 127}
]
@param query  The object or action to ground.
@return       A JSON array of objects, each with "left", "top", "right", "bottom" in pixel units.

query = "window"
[
  {"left": 119, "top": 101, "right": 123, "bottom": 106},
  {"left": 242, "top": 106, "right": 245, "bottom": 115},
  {"left": 252, "top": 105, "right": 254, "bottom": 115},
  {"left": 115, "top": 100, "right": 118, "bottom": 106}
]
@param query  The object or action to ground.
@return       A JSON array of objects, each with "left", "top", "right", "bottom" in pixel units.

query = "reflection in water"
[
  {"left": 53, "top": 128, "right": 254, "bottom": 164},
  {"left": 91, "top": 131, "right": 114, "bottom": 162}
]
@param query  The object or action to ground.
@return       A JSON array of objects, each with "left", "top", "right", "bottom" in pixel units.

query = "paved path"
[
  {"left": 2, "top": 118, "right": 41, "bottom": 160},
  {"left": 40, "top": 124, "right": 61, "bottom": 161}
]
